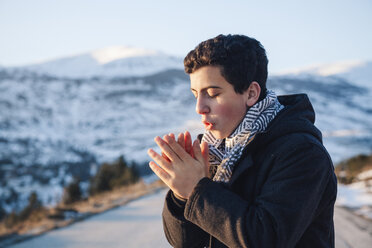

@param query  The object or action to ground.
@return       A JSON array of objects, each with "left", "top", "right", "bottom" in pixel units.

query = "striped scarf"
[{"left": 201, "top": 90, "right": 284, "bottom": 183}]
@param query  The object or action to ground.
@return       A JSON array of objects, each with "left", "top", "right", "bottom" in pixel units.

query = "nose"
[{"left": 195, "top": 96, "right": 210, "bottom": 115}]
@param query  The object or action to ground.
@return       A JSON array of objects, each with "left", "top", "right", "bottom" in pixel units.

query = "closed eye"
[
  {"left": 191, "top": 86, "right": 221, "bottom": 99},
  {"left": 208, "top": 93, "right": 219, "bottom": 98},
  {"left": 206, "top": 89, "right": 220, "bottom": 98}
]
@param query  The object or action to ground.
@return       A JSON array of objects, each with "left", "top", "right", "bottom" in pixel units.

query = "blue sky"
[{"left": 0, "top": 0, "right": 371, "bottom": 73}]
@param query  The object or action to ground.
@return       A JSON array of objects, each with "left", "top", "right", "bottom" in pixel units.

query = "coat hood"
[{"left": 255, "top": 94, "right": 323, "bottom": 148}]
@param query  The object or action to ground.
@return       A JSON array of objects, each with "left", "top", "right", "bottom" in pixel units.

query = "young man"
[{"left": 148, "top": 34, "right": 337, "bottom": 247}]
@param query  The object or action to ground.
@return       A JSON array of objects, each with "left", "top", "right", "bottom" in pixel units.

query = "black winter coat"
[{"left": 162, "top": 94, "right": 337, "bottom": 248}]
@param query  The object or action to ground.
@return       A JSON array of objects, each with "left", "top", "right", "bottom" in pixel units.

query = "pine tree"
[
  {"left": 63, "top": 178, "right": 82, "bottom": 204},
  {"left": 19, "top": 191, "right": 42, "bottom": 221}
]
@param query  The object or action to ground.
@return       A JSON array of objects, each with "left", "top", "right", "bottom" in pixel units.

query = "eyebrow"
[{"left": 190, "top": 86, "right": 222, "bottom": 92}]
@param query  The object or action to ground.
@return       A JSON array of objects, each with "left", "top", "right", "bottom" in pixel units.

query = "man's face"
[{"left": 190, "top": 66, "right": 249, "bottom": 139}]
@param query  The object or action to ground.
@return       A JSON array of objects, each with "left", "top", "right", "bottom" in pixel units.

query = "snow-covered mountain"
[
  {"left": 276, "top": 60, "right": 372, "bottom": 90},
  {"left": 12, "top": 46, "right": 183, "bottom": 78},
  {"left": 1, "top": 53, "right": 371, "bottom": 212},
  {"left": 0, "top": 47, "right": 193, "bottom": 212}
]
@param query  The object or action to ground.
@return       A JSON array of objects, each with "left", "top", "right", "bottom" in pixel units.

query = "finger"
[
  {"left": 163, "top": 135, "right": 192, "bottom": 162},
  {"left": 155, "top": 136, "right": 182, "bottom": 163},
  {"left": 192, "top": 139, "right": 203, "bottom": 163},
  {"left": 161, "top": 152, "right": 171, "bottom": 162},
  {"left": 149, "top": 161, "right": 172, "bottom": 185},
  {"left": 177, "top": 133, "right": 185, "bottom": 150},
  {"left": 160, "top": 136, "right": 171, "bottom": 162},
  {"left": 147, "top": 148, "right": 173, "bottom": 173},
  {"left": 184, "top": 131, "right": 193, "bottom": 157},
  {"left": 201, "top": 141, "right": 209, "bottom": 164},
  {"left": 169, "top": 133, "right": 176, "bottom": 140},
  {"left": 201, "top": 141, "right": 210, "bottom": 176},
  {"left": 163, "top": 134, "right": 175, "bottom": 161}
]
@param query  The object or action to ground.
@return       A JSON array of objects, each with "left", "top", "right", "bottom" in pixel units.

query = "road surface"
[
  {"left": 9, "top": 189, "right": 170, "bottom": 248},
  {"left": 8, "top": 189, "right": 372, "bottom": 248}
]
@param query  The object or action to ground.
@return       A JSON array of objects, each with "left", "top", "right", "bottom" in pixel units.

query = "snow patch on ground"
[{"left": 336, "top": 177, "right": 372, "bottom": 219}]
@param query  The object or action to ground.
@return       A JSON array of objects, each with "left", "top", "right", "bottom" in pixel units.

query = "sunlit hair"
[{"left": 184, "top": 34, "right": 268, "bottom": 100}]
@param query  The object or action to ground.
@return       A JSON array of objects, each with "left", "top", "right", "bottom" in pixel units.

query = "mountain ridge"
[
  {"left": 8, "top": 46, "right": 183, "bottom": 79},
  {"left": 275, "top": 60, "right": 372, "bottom": 89}
]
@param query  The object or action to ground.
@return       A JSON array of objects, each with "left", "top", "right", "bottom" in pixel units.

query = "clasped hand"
[{"left": 147, "top": 131, "right": 209, "bottom": 200}]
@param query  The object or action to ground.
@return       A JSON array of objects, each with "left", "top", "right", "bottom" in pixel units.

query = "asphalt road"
[
  {"left": 8, "top": 189, "right": 372, "bottom": 248},
  {"left": 334, "top": 205, "right": 372, "bottom": 248}
]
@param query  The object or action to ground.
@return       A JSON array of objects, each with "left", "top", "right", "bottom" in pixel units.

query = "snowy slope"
[
  {"left": 0, "top": 67, "right": 195, "bottom": 211},
  {"left": 272, "top": 60, "right": 372, "bottom": 162}
]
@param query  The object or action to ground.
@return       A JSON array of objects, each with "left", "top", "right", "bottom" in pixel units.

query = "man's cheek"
[{"left": 217, "top": 105, "right": 234, "bottom": 119}]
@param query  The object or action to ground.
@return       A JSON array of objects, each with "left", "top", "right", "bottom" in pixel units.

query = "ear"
[{"left": 245, "top": 81, "right": 261, "bottom": 107}]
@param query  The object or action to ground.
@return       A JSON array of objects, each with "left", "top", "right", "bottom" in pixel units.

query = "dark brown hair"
[{"left": 184, "top": 34, "right": 268, "bottom": 100}]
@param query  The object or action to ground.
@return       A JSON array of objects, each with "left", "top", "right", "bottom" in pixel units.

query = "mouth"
[{"left": 202, "top": 121, "right": 214, "bottom": 130}]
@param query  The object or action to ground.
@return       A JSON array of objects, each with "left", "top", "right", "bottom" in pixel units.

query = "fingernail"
[{"left": 155, "top": 136, "right": 162, "bottom": 143}]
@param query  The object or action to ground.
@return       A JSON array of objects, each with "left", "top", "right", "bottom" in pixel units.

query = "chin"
[{"left": 211, "top": 130, "right": 227, "bottom": 140}]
